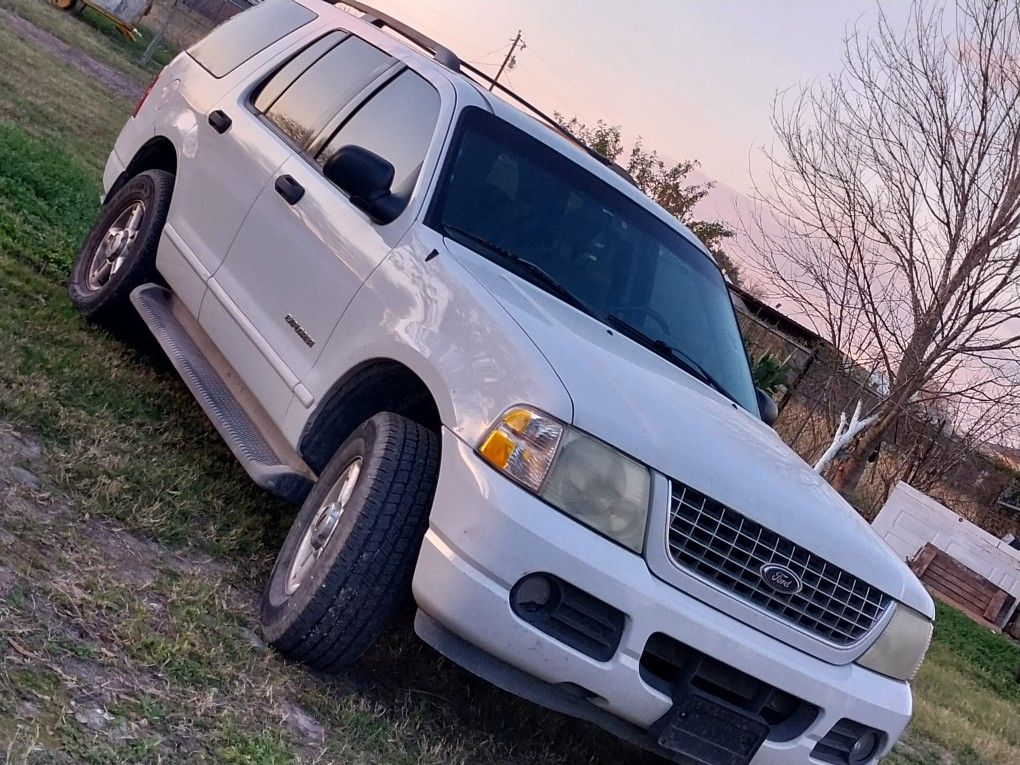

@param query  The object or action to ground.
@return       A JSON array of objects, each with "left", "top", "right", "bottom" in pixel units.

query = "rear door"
[
  {"left": 202, "top": 35, "right": 444, "bottom": 418},
  {"left": 167, "top": 0, "right": 319, "bottom": 281}
]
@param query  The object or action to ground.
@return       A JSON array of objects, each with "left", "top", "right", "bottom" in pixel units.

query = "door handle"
[
  {"left": 208, "top": 109, "right": 232, "bottom": 134},
  {"left": 275, "top": 174, "right": 305, "bottom": 205}
]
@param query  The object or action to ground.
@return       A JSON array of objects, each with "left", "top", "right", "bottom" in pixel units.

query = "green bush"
[{"left": 749, "top": 350, "right": 790, "bottom": 395}]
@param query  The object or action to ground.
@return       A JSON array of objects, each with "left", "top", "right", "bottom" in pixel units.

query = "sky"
[{"left": 369, "top": 0, "right": 912, "bottom": 196}]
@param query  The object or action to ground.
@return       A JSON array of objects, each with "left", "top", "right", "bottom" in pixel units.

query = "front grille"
[{"left": 666, "top": 480, "right": 890, "bottom": 646}]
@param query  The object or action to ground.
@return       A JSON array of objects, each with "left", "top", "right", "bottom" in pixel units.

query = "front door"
[{"left": 204, "top": 42, "right": 442, "bottom": 419}]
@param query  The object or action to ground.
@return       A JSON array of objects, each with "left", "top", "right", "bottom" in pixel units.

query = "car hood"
[{"left": 454, "top": 248, "right": 933, "bottom": 618}]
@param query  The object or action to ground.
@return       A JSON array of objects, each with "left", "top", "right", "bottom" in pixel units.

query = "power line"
[
  {"left": 463, "top": 44, "right": 511, "bottom": 69},
  {"left": 416, "top": 0, "right": 505, "bottom": 43},
  {"left": 474, "top": 43, "right": 512, "bottom": 61},
  {"left": 523, "top": 44, "right": 604, "bottom": 116}
]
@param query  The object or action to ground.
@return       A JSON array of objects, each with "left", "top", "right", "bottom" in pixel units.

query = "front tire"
[
  {"left": 69, "top": 169, "right": 173, "bottom": 326},
  {"left": 261, "top": 412, "right": 440, "bottom": 671}
]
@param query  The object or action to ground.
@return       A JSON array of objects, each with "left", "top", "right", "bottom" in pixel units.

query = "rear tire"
[
  {"left": 261, "top": 412, "right": 440, "bottom": 671},
  {"left": 68, "top": 169, "right": 173, "bottom": 327}
]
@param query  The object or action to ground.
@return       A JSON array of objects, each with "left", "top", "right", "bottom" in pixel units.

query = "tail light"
[{"left": 133, "top": 75, "right": 160, "bottom": 118}]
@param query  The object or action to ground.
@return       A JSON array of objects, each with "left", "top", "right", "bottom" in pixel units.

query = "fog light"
[
  {"left": 849, "top": 730, "right": 879, "bottom": 763},
  {"left": 811, "top": 719, "right": 884, "bottom": 764},
  {"left": 509, "top": 573, "right": 625, "bottom": 661},
  {"left": 512, "top": 573, "right": 558, "bottom": 612}
]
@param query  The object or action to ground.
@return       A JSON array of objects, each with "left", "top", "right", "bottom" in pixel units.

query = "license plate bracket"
[{"left": 653, "top": 688, "right": 769, "bottom": 765}]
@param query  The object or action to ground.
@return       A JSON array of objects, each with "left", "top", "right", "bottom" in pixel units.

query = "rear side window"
[
  {"left": 258, "top": 36, "right": 393, "bottom": 146},
  {"left": 320, "top": 70, "right": 440, "bottom": 198},
  {"left": 253, "top": 31, "right": 348, "bottom": 113},
  {"left": 189, "top": 0, "right": 317, "bottom": 78}
]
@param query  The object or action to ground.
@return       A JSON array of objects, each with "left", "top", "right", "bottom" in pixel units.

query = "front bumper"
[{"left": 412, "top": 430, "right": 912, "bottom": 764}]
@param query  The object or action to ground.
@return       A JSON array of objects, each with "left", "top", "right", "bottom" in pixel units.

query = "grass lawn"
[
  {"left": 884, "top": 604, "right": 1020, "bottom": 765},
  {"left": 0, "top": 3, "right": 1017, "bottom": 763}
]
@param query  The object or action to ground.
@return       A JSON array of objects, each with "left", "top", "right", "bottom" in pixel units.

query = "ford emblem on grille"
[{"left": 760, "top": 564, "right": 802, "bottom": 595}]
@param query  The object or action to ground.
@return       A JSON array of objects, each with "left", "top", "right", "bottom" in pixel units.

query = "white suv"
[{"left": 69, "top": 2, "right": 935, "bottom": 762}]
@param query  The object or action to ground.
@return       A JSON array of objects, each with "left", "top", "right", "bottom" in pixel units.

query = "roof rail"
[
  {"left": 335, "top": 2, "right": 636, "bottom": 186},
  {"left": 339, "top": 1, "right": 461, "bottom": 71}
]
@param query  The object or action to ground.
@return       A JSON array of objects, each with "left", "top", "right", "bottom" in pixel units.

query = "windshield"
[{"left": 427, "top": 107, "right": 759, "bottom": 415}]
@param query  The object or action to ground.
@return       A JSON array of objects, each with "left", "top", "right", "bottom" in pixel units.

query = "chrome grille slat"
[
  {"left": 667, "top": 479, "right": 891, "bottom": 646},
  {"left": 666, "top": 537, "right": 880, "bottom": 628}
]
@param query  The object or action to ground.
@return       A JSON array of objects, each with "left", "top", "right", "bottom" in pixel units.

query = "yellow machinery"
[{"left": 51, "top": 0, "right": 154, "bottom": 39}]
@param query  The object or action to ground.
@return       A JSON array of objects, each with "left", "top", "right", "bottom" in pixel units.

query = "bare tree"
[
  {"left": 813, "top": 401, "right": 878, "bottom": 474},
  {"left": 747, "top": 0, "right": 1020, "bottom": 499}
]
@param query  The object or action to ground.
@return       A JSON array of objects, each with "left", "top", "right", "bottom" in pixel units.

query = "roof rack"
[
  {"left": 336, "top": 2, "right": 637, "bottom": 186},
  {"left": 339, "top": 1, "right": 461, "bottom": 71}
]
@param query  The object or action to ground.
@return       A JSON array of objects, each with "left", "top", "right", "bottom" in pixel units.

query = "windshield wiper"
[
  {"left": 442, "top": 225, "right": 590, "bottom": 314},
  {"left": 606, "top": 314, "right": 741, "bottom": 407}
]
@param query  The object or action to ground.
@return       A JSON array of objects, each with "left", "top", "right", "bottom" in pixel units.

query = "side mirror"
[
  {"left": 756, "top": 388, "right": 779, "bottom": 427},
  {"left": 323, "top": 145, "right": 400, "bottom": 224}
]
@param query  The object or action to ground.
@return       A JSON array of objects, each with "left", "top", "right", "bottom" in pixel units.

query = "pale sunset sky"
[{"left": 368, "top": 0, "right": 911, "bottom": 198}]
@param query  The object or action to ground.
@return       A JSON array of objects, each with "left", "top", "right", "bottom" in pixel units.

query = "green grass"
[
  {"left": 886, "top": 604, "right": 1020, "bottom": 764},
  {"left": 0, "top": 12, "right": 132, "bottom": 171},
  {"left": 0, "top": 124, "right": 98, "bottom": 273},
  {"left": 929, "top": 602, "right": 1020, "bottom": 702},
  {"left": 0, "top": 5, "right": 1018, "bottom": 764}
]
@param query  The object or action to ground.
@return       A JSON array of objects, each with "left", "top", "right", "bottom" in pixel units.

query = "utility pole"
[{"left": 490, "top": 30, "right": 525, "bottom": 90}]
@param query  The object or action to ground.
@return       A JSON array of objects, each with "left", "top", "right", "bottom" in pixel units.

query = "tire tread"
[
  {"left": 268, "top": 413, "right": 439, "bottom": 670},
  {"left": 68, "top": 169, "right": 174, "bottom": 325}
]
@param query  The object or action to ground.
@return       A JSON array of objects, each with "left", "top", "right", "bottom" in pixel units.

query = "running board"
[{"left": 130, "top": 284, "right": 315, "bottom": 504}]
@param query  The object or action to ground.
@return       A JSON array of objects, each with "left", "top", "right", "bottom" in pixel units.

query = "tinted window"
[
  {"left": 189, "top": 0, "right": 317, "bottom": 78},
  {"left": 263, "top": 36, "right": 393, "bottom": 146},
  {"left": 253, "top": 31, "right": 348, "bottom": 113},
  {"left": 320, "top": 70, "right": 440, "bottom": 199},
  {"left": 428, "top": 108, "right": 758, "bottom": 414}
]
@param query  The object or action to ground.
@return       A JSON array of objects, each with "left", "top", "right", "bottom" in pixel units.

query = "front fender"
[{"left": 281, "top": 225, "right": 573, "bottom": 447}]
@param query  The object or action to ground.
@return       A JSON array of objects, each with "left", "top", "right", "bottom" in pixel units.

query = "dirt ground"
[
  {"left": 0, "top": 423, "right": 336, "bottom": 762},
  {"left": 0, "top": 8, "right": 144, "bottom": 100}
]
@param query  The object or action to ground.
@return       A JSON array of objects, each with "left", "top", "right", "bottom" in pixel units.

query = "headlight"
[
  {"left": 478, "top": 407, "right": 651, "bottom": 552},
  {"left": 477, "top": 406, "right": 564, "bottom": 491},
  {"left": 856, "top": 605, "right": 933, "bottom": 681}
]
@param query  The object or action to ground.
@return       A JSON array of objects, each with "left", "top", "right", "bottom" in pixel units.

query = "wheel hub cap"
[
  {"left": 86, "top": 201, "right": 145, "bottom": 291},
  {"left": 285, "top": 458, "right": 362, "bottom": 594}
]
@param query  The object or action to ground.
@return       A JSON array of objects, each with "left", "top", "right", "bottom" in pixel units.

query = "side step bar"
[{"left": 131, "top": 284, "right": 315, "bottom": 503}]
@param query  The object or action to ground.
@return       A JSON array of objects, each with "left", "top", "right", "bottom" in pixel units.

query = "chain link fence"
[
  {"left": 136, "top": 0, "right": 250, "bottom": 64},
  {"left": 739, "top": 311, "right": 1019, "bottom": 535}
]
